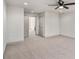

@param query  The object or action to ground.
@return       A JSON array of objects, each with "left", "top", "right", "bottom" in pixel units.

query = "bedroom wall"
[
  {"left": 60, "top": 12, "right": 75, "bottom": 38},
  {"left": 35, "top": 16, "right": 40, "bottom": 35},
  {"left": 45, "top": 11, "right": 60, "bottom": 37},
  {"left": 7, "top": 5, "right": 24, "bottom": 43},
  {"left": 24, "top": 10, "right": 75, "bottom": 38},
  {"left": 3, "top": 0, "right": 7, "bottom": 52}
]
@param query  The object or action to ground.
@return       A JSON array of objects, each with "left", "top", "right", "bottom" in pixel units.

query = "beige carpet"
[{"left": 4, "top": 36, "right": 75, "bottom": 59}]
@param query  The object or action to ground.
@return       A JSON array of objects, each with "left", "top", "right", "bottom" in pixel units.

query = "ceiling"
[{"left": 6, "top": 0, "right": 75, "bottom": 13}]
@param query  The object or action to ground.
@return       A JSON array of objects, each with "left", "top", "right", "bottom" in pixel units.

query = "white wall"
[
  {"left": 45, "top": 11, "right": 60, "bottom": 37},
  {"left": 7, "top": 5, "right": 24, "bottom": 43},
  {"left": 3, "top": 0, "right": 7, "bottom": 52},
  {"left": 61, "top": 12, "right": 75, "bottom": 38},
  {"left": 35, "top": 16, "right": 40, "bottom": 35},
  {"left": 24, "top": 13, "right": 38, "bottom": 17}
]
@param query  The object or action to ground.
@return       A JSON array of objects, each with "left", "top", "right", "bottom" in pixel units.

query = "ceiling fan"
[{"left": 48, "top": 0, "right": 75, "bottom": 9}]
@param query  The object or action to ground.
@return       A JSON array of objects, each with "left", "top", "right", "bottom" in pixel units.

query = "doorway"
[
  {"left": 24, "top": 15, "right": 45, "bottom": 39},
  {"left": 29, "top": 16, "right": 36, "bottom": 37}
]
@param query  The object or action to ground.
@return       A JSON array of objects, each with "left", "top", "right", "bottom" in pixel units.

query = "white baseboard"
[
  {"left": 45, "top": 34, "right": 60, "bottom": 39},
  {"left": 60, "top": 34, "right": 75, "bottom": 39},
  {"left": 3, "top": 44, "right": 7, "bottom": 54},
  {"left": 44, "top": 34, "right": 75, "bottom": 39},
  {"left": 7, "top": 40, "right": 24, "bottom": 46}
]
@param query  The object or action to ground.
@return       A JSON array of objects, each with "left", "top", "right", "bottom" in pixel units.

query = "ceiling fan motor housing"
[{"left": 58, "top": 0, "right": 64, "bottom": 6}]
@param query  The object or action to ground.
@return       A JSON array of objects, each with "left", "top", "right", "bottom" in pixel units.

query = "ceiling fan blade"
[
  {"left": 64, "top": 3, "right": 75, "bottom": 5},
  {"left": 48, "top": 4, "right": 57, "bottom": 6},
  {"left": 55, "top": 6, "right": 59, "bottom": 9},
  {"left": 59, "top": 0, "right": 62, "bottom": 2},
  {"left": 63, "top": 5, "right": 69, "bottom": 9}
]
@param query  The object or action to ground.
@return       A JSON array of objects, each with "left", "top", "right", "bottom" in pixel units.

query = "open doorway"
[
  {"left": 29, "top": 16, "right": 36, "bottom": 37},
  {"left": 24, "top": 14, "right": 45, "bottom": 39}
]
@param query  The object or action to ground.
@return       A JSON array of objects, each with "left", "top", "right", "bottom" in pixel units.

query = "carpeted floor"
[{"left": 4, "top": 36, "right": 75, "bottom": 59}]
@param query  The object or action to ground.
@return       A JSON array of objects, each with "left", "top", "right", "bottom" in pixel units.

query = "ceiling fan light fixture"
[{"left": 59, "top": 6, "right": 63, "bottom": 9}]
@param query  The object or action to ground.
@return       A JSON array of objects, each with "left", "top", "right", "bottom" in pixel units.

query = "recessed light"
[
  {"left": 24, "top": 2, "right": 28, "bottom": 5},
  {"left": 31, "top": 11, "right": 34, "bottom": 13}
]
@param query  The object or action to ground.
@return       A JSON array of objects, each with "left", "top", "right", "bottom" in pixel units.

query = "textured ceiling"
[{"left": 6, "top": 0, "right": 75, "bottom": 13}]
